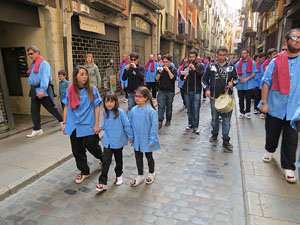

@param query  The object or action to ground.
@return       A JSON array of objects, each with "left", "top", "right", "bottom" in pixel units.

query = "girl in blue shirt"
[
  {"left": 96, "top": 91, "right": 133, "bottom": 192},
  {"left": 62, "top": 66, "right": 103, "bottom": 184},
  {"left": 130, "top": 86, "right": 161, "bottom": 186}
]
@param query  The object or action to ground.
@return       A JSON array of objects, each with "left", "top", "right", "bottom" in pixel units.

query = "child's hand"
[
  {"left": 129, "top": 140, "right": 133, "bottom": 144},
  {"left": 148, "top": 144, "right": 152, "bottom": 147},
  {"left": 62, "top": 124, "right": 66, "bottom": 135}
]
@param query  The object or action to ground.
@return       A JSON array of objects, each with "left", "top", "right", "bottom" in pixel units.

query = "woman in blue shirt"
[
  {"left": 96, "top": 91, "right": 133, "bottom": 192},
  {"left": 129, "top": 86, "right": 160, "bottom": 186},
  {"left": 62, "top": 66, "right": 103, "bottom": 184}
]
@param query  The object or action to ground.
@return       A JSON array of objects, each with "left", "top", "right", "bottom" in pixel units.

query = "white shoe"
[
  {"left": 245, "top": 113, "right": 251, "bottom": 119},
  {"left": 284, "top": 170, "right": 297, "bottom": 183},
  {"left": 254, "top": 109, "right": 259, "bottom": 114},
  {"left": 27, "top": 129, "right": 43, "bottom": 138},
  {"left": 239, "top": 114, "right": 244, "bottom": 119},
  {"left": 75, "top": 174, "right": 90, "bottom": 184},
  {"left": 263, "top": 151, "right": 273, "bottom": 163},
  {"left": 186, "top": 126, "right": 192, "bottom": 130},
  {"left": 193, "top": 129, "right": 200, "bottom": 135},
  {"left": 95, "top": 184, "right": 108, "bottom": 192},
  {"left": 115, "top": 175, "right": 123, "bottom": 186},
  {"left": 259, "top": 113, "right": 265, "bottom": 119}
]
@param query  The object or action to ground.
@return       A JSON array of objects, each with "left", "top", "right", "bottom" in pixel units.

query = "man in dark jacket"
[
  {"left": 155, "top": 54, "right": 177, "bottom": 129},
  {"left": 122, "top": 52, "right": 145, "bottom": 111},
  {"left": 180, "top": 49, "right": 205, "bottom": 134},
  {"left": 202, "top": 46, "right": 238, "bottom": 151}
]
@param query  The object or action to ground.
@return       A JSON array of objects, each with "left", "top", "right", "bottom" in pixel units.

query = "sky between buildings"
[{"left": 226, "top": 0, "right": 242, "bottom": 9}]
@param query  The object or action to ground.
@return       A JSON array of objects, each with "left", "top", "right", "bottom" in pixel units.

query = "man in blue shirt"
[
  {"left": 260, "top": 28, "right": 300, "bottom": 183},
  {"left": 145, "top": 54, "right": 159, "bottom": 100},
  {"left": 27, "top": 46, "right": 63, "bottom": 138}
]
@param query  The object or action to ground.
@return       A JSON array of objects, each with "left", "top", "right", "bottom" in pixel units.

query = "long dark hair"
[
  {"left": 73, "top": 66, "right": 94, "bottom": 105},
  {"left": 136, "top": 86, "right": 155, "bottom": 110},
  {"left": 103, "top": 91, "right": 119, "bottom": 119}
]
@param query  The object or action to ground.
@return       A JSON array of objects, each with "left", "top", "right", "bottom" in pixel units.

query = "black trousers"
[
  {"left": 124, "top": 87, "right": 128, "bottom": 99},
  {"left": 70, "top": 130, "right": 103, "bottom": 175},
  {"left": 202, "top": 87, "right": 206, "bottom": 99},
  {"left": 134, "top": 150, "right": 155, "bottom": 175},
  {"left": 31, "top": 96, "right": 63, "bottom": 130},
  {"left": 61, "top": 102, "right": 65, "bottom": 111},
  {"left": 98, "top": 146, "right": 123, "bottom": 185},
  {"left": 146, "top": 82, "right": 158, "bottom": 99},
  {"left": 253, "top": 87, "right": 261, "bottom": 111},
  {"left": 237, "top": 90, "right": 252, "bottom": 114},
  {"left": 265, "top": 114, "right": 298, "bottom": 170},
  {"left": 180, "top": 88, "right": 186, "bottom": 106}
]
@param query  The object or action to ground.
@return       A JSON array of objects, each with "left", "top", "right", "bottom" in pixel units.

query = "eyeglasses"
[
  {"left": 27, "top": 53, "right": 34, "bottom": 56},
  {"left": 134, "top": 95, "right": 144, "bottom": 98},
  {"left": 282, "top": 48, "right": 287, "bottom": 51},
  {"left": 130, "top": 58, "right": 137, "bottom": 61},
  {"left": 288, "top": 36, "right": 300, "bottom": 41}
]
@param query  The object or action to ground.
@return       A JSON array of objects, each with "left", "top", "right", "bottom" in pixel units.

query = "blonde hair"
[{"left": 85, "top": 54, "right": 95, "bottom": 65}]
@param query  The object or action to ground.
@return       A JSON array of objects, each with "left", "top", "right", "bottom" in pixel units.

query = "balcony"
[
  {"left": 165, "top": 14, "right": 175, "bottom": 35},
  {"left": 88, "top": 0, "right": 127, "bottom": 14},
  {"left": 176, "top": 21, "right": 189, "bottom": 39},
  {"left": 135, "top": 0, "right": 164, "bottom": 10},
  {"left": 252, "top": 0, "right": 274, "bottom": 13}
]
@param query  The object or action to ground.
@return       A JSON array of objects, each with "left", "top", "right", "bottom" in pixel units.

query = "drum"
[{"left": 214, "top": 93, "right": 234, "bottom": 113}]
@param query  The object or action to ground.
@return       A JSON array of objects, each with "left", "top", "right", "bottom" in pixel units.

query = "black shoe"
[
  {"left": 159, "top": 121, "right": 162, "bottom": 129},
  {"left": 209, "top": 134, "right": 218, "bottom": 142},
  {"left": 222, "top": 139, "right": 233, "bottom": 152},
  {"left": 165, "top": 120, "right": 171, "bottom": 126}
]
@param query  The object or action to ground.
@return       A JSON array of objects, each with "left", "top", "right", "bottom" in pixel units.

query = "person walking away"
[
  {"left": 145, "top": 54, "right": 159, "bottom": 101},
  {"left": 235, "top": 49, "right": 257, "bottom": 119},
  {"left": 157, "top": 54, "right": 163, "bottom": 67},
  {"left": 62, "top": 66, "right": 103, "bottom": 184},
  {"left": 177, "top": 58, "right": 189, "bottom": 108},
  {"left": 117, "top": 53, "right": 130, "bottom": 103},
  {"left": 253, "top": 54, "right": 264, "bottom": 118},
  {"left": 180, "top": 49, "right": 205, "bottom": 134},
  {"left": 122, "top": 52, "right": 145, "bottom": 111},
  {"left": 202, "top": 46, "right": 238, "bottom": 151},
  {"left": 262, "top": 48, "right": 278, "bottom": 71},
  {"left": 85, "top": 54, "right": 101, "bottom": 90},
  {"left": 95, "top": 91, "right": 133, "bottom": 192},
  {"left": 129, "top": 86, "right": 160, "bottom": 186},
  {"left": 260, "top": 28, "right": 300, "bottom": 183},
  {"left": 58, "top": 70, "right": 70, "bottom": 110},
  {"left": 156, "top": 54, "right": 177, "bottom": 129},
  {"left": 26, "top": 46, "right": 63, "bottom": 138}
]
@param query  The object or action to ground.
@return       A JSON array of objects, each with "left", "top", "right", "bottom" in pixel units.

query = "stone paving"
[{"left": 0, "top": 93, "right": 245, "bottom": 225}]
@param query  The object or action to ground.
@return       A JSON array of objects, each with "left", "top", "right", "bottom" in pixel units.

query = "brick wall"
[{"left": 72, "top": 34, "right": 121, "bottom": 95}]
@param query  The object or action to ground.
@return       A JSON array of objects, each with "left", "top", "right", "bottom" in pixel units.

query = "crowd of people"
[{"left": 25, "top": 28, "right": 300, "bottom": 189}]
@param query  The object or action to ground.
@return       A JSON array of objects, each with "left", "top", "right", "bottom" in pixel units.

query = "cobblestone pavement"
[{"left": 0, "top": 93, "right": 245, "bottom": 225}]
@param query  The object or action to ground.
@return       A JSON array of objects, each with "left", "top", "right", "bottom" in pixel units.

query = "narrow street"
[{"left": 0, "top": 93, "right": 245, "bottom": 225}]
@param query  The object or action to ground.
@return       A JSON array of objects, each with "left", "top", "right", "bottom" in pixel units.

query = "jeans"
[
  {"left": 237, "top": 90, "right": 252, "bottom": 114},
  {"left": 157, "top": 91, "right": 174, "bottom": 122},
  {"left": 265, "top": 114, "right": 298, "bottom": 170},
  {"left": 70, "top": 130, "right": 103, "bottom": 175},
  {"left": 210, "top": 99, "right": 232, "bottom": 140},
  {"left": 134, "top": 150, "right": 155, "bottom": 175},
  {"left": 31, "top": 96, "right": 62, "bottom": 130},
  {"left": 184, "top": 92, "right": 201, "bottom": 129},
  {"left": 128, "top": 92, "right": 136, "bottom": 111},
  {"left": 98, "top": 146, "right": 123, "bottom": 185}
]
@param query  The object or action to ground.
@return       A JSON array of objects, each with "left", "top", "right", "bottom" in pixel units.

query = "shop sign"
[
  {"left": 79, "top": 16, "right": 105, "bottom": 35},
  {"left": 132, "top": 16, "right": 152, "bottom": 35}
]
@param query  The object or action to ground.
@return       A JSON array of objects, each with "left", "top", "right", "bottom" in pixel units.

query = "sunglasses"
[
  {"left": 288, "top": 36, "right": 300, "bottom": 41},
  {"left": 134, "top": 95, "right": 144, "bottom": 98},
  {"left": 27, "top": 53, "right": 34, "bottom": 56},
  {"left": 130, "top": 58, "right": 137, "bottom": 61}
]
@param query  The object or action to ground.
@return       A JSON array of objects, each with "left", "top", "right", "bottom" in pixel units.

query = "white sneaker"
[
  {"left": 115, "top": 175, "right": 123, "bottom": 186},
  {"left": 27, "top": 129, "right": 43, "bottom": 138},
  {"left": 95, "top": 184, "right": 108, "bottom": 192},
  {"left": 245, "top": 113, "right": 251, "bottom": 119},
  {"left": 254, "top": 109, "right": 259, "bottom": 114},
  {"left": 259, "top": 113, "right": 265, "bottom": 119},
  {"left": 239, "top": 114, "right": 244, "bottom": 119},
  {"left": 123, "top": 98, "right": 128, "bottom": 103},
  {"left": 75, "top": 174, "right": 90, "bottom": 184},
  {"left": 263, "top": 151, "right": 273, "bottom": 163},
  {"left": 284, "top": 170, "right": 297, "bottom": 183},
  {"left": 186, "top": 126, "right": 192, "bottom": 130}
]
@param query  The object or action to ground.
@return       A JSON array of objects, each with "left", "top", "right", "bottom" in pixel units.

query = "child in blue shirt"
[
  {"left": 129, "top": 86, "right": 161, "bottom": 186},
  {"left": 62, "top": 66, "right": 103, "bottom": 184},
  {"left": 96, "top": 91, "right": 133, "bottom": 192},
  {"left": 58, "top": 70, "right": 70, "bottom": 110}
]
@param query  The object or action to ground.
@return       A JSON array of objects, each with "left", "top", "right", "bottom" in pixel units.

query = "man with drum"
[{"left": 202, "top": 46, "right": 238, "bottom": 151}]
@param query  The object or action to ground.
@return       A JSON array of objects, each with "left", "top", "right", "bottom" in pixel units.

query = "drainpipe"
[{"left": 62, "top": 0, "right": 68, "bottom": 74}]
